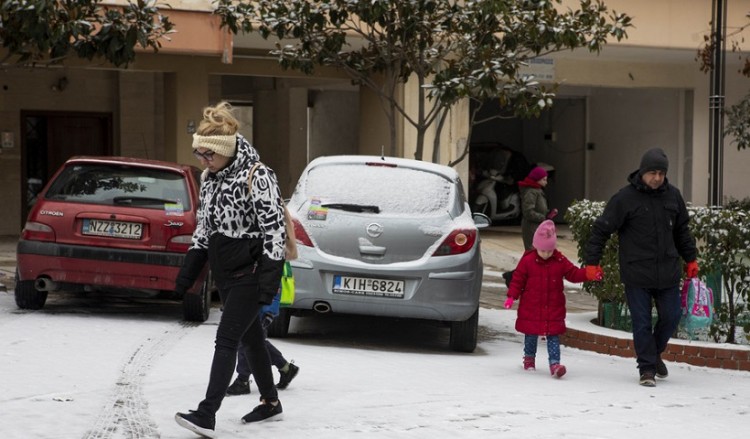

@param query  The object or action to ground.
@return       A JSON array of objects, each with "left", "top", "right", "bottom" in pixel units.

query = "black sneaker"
[
  {"left": 639, "top": 370, "right": 656, "bottom": 387},
  {"left": 241, "top": 400, "right": 284, "bottom": 423},
  {"left": 276, "top": 362, "right": 299, "bottom": 390},
  {"left": 175, "top": 410, "right": 216, "bottom": 438},
  {"left": 656, "top": 358, "right": 668, "bottom": 378},
  {"left": 226, "top": 377, "right": 251, "bottom": 396}
]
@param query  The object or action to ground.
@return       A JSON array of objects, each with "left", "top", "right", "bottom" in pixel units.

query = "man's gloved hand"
[
  {"left": 546, "top": 208, "right": 558, "bottom": 220},
  {"left": 585, "top": 265, "right": 604, "bottom": 281},
  {"left": 686, "top": 260, "right": 699, "bottom": 279},
  {"left": 261, "top": 312, "right": 275, "bottom": 329},
  {"left": 504, "top": 297, "right": 515, "bottom": 309}
]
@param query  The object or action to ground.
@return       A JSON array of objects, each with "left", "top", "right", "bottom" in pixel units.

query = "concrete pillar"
[
  {"left": 118, "top": 71, "right": 164, "bottom": 160},
  {"left": 255, "top": 87, "right": 308, "bottom": 198},
  {"left": 164, "top": 64, "right": 210, "bottom": 166},
  {"left": 359, "top": 85, "right": 398, "bottom": 157}
]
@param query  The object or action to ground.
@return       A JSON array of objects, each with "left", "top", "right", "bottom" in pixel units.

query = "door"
[{"left": 21, "top": 111, "right": 113, "bottom": 222}]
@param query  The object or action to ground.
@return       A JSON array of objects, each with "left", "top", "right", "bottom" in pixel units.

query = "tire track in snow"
[{"left": 83, "top": 321, "right": 200, "bottom": 439}]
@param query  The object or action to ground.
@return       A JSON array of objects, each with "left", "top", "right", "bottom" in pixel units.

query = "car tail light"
[
  {"left": 293, "top": 218, "right": 314, "bottom": 248},
  {"left": 432, "top": 229, "right": 477, "bottom": 256},
  {"left": 167, "top": 234, "right": 193, "bottom": 253},
  {"left": 21, "top": 222, "right": 56, "bottom": 242}
]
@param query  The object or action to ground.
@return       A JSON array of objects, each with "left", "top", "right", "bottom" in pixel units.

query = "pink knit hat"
[
  {"left": 532, "top": 220, "right": 557, "bottom": 251},
  {"left": 527, "top": 166, "right": 548, "bottom": 182}
]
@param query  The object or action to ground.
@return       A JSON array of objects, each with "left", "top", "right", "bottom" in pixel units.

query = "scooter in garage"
[
  {"left": 471, "top": 162, "right": 555, "bottom": 225},
  {"left": 472, "top": 169, "right": 521, "bottom": 224}
]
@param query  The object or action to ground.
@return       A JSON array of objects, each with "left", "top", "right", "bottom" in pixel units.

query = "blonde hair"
[{"left": 197, "top": 101, "right": 240, "bottom": 136}]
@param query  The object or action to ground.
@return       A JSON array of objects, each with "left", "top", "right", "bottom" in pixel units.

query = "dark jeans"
[
  {"left": 523, "top": 334, "right": 561, "bottom": 365},
  {"left": 196, "top": 281, "right": 278, "bottom": 417},
  {"left": 624, "top": 284, "right": 681, "bottom": 373},
  {"left": 236, "top": 337, "right": 287, "bottom": 380}
]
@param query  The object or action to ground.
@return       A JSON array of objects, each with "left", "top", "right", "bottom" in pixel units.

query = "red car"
[{"left": 15, "top": 156, "right": 212, "bottom": 321}]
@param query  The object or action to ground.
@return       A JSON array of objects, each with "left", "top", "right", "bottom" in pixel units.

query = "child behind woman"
[{"left": 504, "top": 220, "right": 602, "bottom": 378}]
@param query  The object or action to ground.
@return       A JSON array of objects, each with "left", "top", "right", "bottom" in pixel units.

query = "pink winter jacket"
[{"left": 507, "top": 249, "right": 588, "bottom": 336}]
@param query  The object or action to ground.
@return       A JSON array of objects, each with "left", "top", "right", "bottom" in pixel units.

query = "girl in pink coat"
[{"left": 504, "top": 220, "right": 602, "bottom": 378}]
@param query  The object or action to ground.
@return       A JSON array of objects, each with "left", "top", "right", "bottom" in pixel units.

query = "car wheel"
[
  {"left": 14, "top": 270, "right": 48, "bottom": 310},
  {"left": 449, "top": 307, "right": 478, "bottom": 353},
  {"left": 183, "top": 272, "right": 211, "bottom": 322},
  {"left": 266, "top": 307, "right": 291, "bottom": 338}
]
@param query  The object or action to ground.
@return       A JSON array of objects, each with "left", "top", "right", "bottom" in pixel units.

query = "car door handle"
[{"left": 359, "top": 245, "right": 386, "bottom": 256}]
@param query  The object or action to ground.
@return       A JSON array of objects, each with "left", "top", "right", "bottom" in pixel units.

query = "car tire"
[
  {"left": 14, "top": 270, "right": 48, "bottom": 310},
  {"left": 266, "top": 307, "right": 291, "bottom": 338},
  {"left": 449, "top": 307, "right": 478, "bottom": 353},
  {"left": 183, "top": 272, "right": 211, "bottom": 322}
]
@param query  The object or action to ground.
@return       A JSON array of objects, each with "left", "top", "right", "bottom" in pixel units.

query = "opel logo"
[{"left": 366, "top": 223, "right": 384, "bottom": 238}]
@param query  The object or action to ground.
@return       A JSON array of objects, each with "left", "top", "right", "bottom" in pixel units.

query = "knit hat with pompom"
[
  {"left": 532, "top": 220, "right": 557, "bottom": 251},
  {"left": 527, "top": 166, "right": 548, "bottom": 182}
]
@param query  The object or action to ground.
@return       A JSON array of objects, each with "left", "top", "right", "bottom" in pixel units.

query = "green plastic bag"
[{"left": 280, "top": 261, "right": 295, "bottom": 307}]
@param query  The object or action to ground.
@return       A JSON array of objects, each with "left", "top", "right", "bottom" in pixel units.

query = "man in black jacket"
[{"left": 584, "top": 148, "right": 698, "bottom": 387}]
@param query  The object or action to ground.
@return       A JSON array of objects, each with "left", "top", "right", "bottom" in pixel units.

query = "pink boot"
[
  {"left": 523, "top": 356, "right": 536, "bottom": 371},
  {"left": 550, "top": 363, "right": 567, "bottom": 378}
]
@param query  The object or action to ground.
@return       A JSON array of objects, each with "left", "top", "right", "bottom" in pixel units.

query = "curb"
[{"left": 563, "top": 312, "right": 750, "bottom": 372}]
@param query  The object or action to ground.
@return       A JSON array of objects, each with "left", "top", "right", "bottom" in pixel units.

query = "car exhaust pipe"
[
  {"left": 312, "top": 301, "right": 331, "bottom": 314},
  {"left": 34, "top": 277, "right": 59, "bottom": 292}
]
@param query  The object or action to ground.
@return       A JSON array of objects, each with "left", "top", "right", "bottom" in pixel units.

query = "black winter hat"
[{"left": 639, "top": 148, "right": 669, "bottom": 173}]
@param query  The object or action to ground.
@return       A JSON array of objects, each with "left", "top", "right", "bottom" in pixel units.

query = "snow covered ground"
[{"left": 1, "top": 290, "right": 749, "bottom": 439}]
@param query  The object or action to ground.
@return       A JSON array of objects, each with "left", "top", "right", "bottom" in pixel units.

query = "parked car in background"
[
  {"left": 270, "top": 155, "right": 490, "bottom": 352},
  {"left": 15, "top": 156, "right": 212, "bottom": 321}
]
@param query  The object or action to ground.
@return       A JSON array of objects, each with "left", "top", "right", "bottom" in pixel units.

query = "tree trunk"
[{"left": 432, "top": 107, "right": 448, "bottom": 163}]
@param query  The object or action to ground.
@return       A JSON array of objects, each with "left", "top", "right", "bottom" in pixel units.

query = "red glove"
[
  {"left": 685, "top": 261, "right": 699, "bottom": 279},
  {"left": 546, "top": 208, "right": 558, "bottom": 220},
  {"left": 504, "top": 297, "right": 515, "bottom": 309},
  {"left": 585, "top": 265, "right": 603, "bottom": 281}
]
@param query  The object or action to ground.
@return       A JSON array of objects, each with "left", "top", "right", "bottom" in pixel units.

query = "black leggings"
[{"left": 197, "top": 281, "right": 278, "bottom": 416}]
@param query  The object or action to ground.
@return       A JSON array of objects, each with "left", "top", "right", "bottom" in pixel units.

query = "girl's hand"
[
  {"left": 504, "top": 297, "right": 515, "bottom": 309},
  {"left": 585, "top": 265, "right": 604, "bottom": 281}
]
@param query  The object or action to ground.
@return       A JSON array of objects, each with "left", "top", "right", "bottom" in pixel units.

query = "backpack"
[{"left": 680, "top": 278, "right": 714, "bottom": 333}]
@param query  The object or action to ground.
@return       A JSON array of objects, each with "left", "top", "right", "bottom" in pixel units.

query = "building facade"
[{"left": 0, "top": 0, "right": 749, "bottom": 234}]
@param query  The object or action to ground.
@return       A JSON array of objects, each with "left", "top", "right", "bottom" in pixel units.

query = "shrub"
[
  {"left": 565, "top": 200, "right": 625, "bottom": 327},
  {"left": 688, "top": 205, "right": 750, "bottom": 343}
]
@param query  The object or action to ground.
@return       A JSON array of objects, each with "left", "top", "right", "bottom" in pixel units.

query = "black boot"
[{"left": 656, "top": 357, "right": 669, "bottom": 378}]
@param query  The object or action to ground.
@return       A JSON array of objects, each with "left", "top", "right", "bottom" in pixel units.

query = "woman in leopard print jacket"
[{"left": 175, "top": 102, "right": 286, "bottom": 435}]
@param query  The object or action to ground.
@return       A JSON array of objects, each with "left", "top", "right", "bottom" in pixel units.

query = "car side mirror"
[{"left": 472, "top": 212, "right": 491, "bottom": 229}]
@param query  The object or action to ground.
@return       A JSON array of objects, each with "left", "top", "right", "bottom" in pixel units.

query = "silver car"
[{"left": 270, "top": 155, "right": 490, "bottom": 352}]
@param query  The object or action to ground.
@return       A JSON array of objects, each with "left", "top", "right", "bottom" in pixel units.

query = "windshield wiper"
[
  {"left": 321, "top": 203, "right": 380, "bottom": 214},
  {"left": 113, "top": 196, "right": 178, "bottom": 205}
]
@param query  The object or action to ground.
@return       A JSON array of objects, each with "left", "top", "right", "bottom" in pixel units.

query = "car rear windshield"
[
  {"left": 44, "top": 163, "right": 191, "bottom": 211},
  {"left": 305, "top": 163, "right": 453, "bottom": 215}
]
